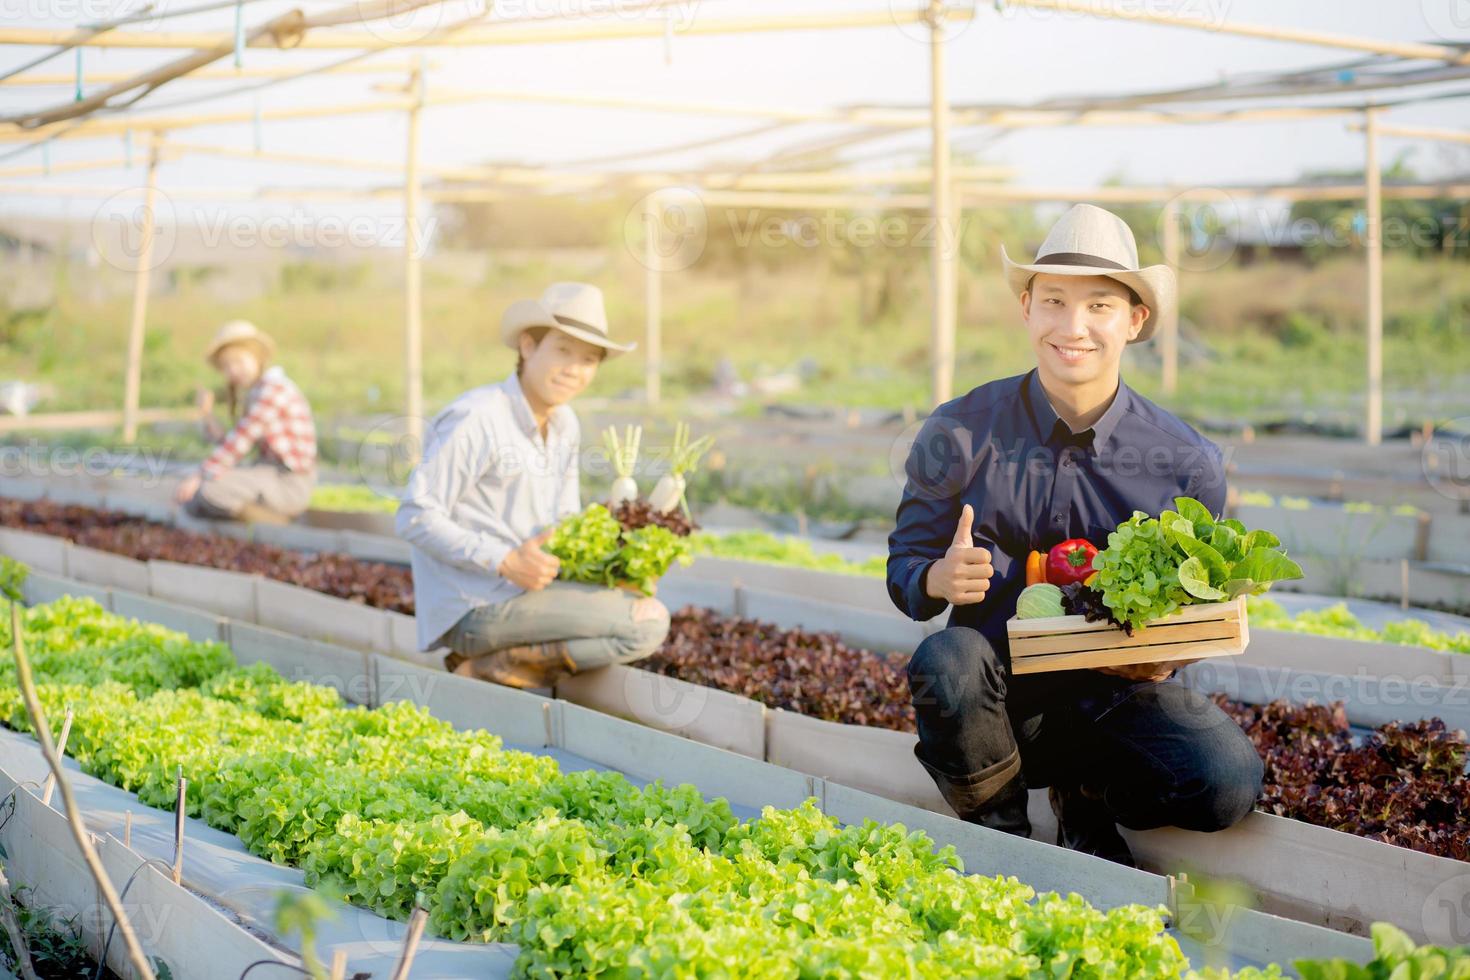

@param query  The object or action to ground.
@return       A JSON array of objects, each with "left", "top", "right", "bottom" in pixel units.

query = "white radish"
[
  {"left": 610, "top": 476, "right": 638, "bottom": 508},
  {"left": 603, "top": 425, "right": 642, "bottom": 508},
  {"left": 651, "top": 422, "right": 715, "bottom": 515},
  {"left": 647, "top": 473, "right": 683, "bottom": 514}
]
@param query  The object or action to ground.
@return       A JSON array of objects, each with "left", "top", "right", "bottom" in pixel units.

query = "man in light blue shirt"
[{"left": 397, "top": 282, "right": 671, "bottom": 689}]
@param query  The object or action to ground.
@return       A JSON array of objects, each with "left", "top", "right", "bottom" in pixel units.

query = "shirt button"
[{"left": 1053, "top": 514, "right": 1064, "bottom": 524}]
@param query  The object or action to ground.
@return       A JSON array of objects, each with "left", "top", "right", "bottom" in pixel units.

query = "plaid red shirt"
[{"left": 201, "top": 366, "right": 317, "bottom": 478}]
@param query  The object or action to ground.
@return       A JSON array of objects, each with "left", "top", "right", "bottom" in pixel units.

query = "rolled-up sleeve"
[
  {"left": 887, "top": 413, "right": 971, "bottom": 623},
  {"left": 396, "top": 410, "right": 520, "bottom": 576}
]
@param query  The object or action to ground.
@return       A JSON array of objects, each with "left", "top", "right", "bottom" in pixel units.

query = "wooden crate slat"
[
  {"left": 1012, "top": 618, "right": 1240, "bottom": 656},
  {"left": 1011, "top": 637, "right": 1246, "bottom": 675},
  {"left": 1006, "top": 598, "right": 1241, "bottom": 638},
  {"left": 1006, "top": 597, "right": 1249, "bottom": 675}
]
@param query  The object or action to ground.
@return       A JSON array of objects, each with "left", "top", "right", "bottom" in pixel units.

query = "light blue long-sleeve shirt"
[{"left": 397, "top": 372, "right": 580, "bottom": 651}]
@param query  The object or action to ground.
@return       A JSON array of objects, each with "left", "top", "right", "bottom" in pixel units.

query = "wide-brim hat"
[
  {"left": 204, "top": 320, "right": 276, "bottom": 366},
  {"left": 1001, "top": 203, "right": 1175, "bottom": 344},
  {"left": 500, "top": 282, "right": 635, "bottom": 358}
]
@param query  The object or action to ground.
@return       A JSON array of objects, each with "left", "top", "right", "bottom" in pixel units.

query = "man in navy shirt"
[{"left": 888, "top": 204, "right": 1262, "bottom": 865}]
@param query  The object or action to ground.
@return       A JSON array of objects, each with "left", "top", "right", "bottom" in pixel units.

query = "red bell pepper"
[{"left": 1047, "top": 538, "right": 1098, "bottom": 586}]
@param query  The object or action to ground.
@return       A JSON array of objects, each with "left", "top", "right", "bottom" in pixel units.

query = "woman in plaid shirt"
[{"left": 174, "top": 321, "right": 318, "bottom": 525}]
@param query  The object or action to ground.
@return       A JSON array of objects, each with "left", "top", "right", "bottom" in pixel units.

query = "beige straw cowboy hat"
[
  {"left": 500, "top": 282, "right": 636, "bottom": 358},
  {"left": 203, "top": 320, "right": 276, "bottom": 366},
  {"left": 1001, "top": 203, "right": 1176, "bottom": 344}
]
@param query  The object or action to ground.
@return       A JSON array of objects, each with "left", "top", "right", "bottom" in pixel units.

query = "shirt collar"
[
  {"left": 1024, "top": 368, "right": 1132, "bottom": 452},
  {"left": 502, "top": 371, "right": 570, "bottom": 441}
]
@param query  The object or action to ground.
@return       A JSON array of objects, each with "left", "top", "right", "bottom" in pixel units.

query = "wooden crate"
[{"left": 1006, "top": 597, "right": 1249, "bottom": 675}]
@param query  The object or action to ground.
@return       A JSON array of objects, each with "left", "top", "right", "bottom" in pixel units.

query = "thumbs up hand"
[{"left": 923, "top": 504, "right": 995, "bottom": 606}]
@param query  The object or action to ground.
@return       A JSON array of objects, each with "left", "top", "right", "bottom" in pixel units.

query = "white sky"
[{"left": 2, "top": 0, "right": 1469, "bottom": 224}]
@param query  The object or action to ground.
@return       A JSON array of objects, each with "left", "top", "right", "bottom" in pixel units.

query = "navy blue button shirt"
[{"left": 887, "top": 369, "right": 1228, "bottom": 662}]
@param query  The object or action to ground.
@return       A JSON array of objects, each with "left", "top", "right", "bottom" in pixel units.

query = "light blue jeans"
[{"left": 446, "top": 581, "right": 671, "bottom": 672}]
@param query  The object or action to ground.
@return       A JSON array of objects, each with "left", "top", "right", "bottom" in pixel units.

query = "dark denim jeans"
[{"left": 907, "top": 626, "right": 1263, "bottom": 832}]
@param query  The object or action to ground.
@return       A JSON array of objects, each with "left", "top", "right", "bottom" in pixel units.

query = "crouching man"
[
  {"left": 397, "top": 282, "right": 671, "bottom": 689},
  {"left": 887, "top": 205, "right": 1262, "bottom": 866}
]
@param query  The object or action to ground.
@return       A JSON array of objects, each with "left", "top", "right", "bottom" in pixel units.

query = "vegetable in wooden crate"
[
  {"left": 1015, "top": 583, "right": 1064, "bottom": 619},
  {"left": 1007, "top": 497, "right": 1301, "bottom": 674},
  {"left": 1091, "top": 496, "right": 1303, "bottom": 633},
  {"left": 1046, "top": 538, "right": 1098, "bottom": 586}
]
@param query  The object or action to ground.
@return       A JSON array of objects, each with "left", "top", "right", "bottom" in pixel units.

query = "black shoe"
[
  {"left": 915, "top": 747, "right": 1032, "bottom": 838},
  {"left": 1049, "top": 785, "right": 1135, "bottom": 867},
  {"left": 971, "top": 777, "right": 1032, "bottom": 838}
]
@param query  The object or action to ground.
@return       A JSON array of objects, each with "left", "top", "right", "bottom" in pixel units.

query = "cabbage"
[{"left": 1016, "top": 583, "right": 1065, "bottom": 619}]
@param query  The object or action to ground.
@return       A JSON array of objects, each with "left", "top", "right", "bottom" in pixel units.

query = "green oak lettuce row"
[
  {"left": 1, "top": 597, "right": 1461, "bottom": 979},
  {"left": 1247, "top": 598, "right": 1470, "bottom": 654}
]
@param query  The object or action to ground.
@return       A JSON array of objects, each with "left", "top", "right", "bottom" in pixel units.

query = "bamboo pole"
[
  {"left": 1160, "top": 198, "right": 1180, "bottom": 396},
  {"left": 0, "top": 7, "right": 974, "bottom": 50},
  {"left": 928, "top": 0, "right": 956, "bottom": 407},
  {"left": 1347, "top": 121, "right": 1470, "bottom": 146},
  {"left": 39, "top": 707, "right": 72, "bottom": 806},
  {"left": 0, "top": 864, "right": 38, "bottom": 980},
  {"left": 404, "top": 64, "right": 425, "bottom": 460},
  {"left": 159, "top": 139, "right": 531, "bottom": 182},
  {"left": 0, "top": 153, "right": 158, "bottom": 179},
  {"left": 121, "top": 134, "right": 161, "bottom": 445},
  {"left": 967, "top": 105, "right": 1356, "bottom": 128},
  {"left": 419, "top": 85, "right": 929, "bottom": 126},
  {"left": 644, "top": 192, "right": 662, "bottom": 406},
  {"left": 1000, "top": 0, "right": 1470, "bottom": 65},
  {"left": 682, "top": 189, "right": 933, "bottom": 210},
  {"left": 0, "top": 407, "right": 199, "bottom": 435},
  {"left": 397, "top": 83, "right": 1359, "bottom": 130},
  {"left": 1364, "top": 106, "right": 1383, "bottom": 447},
  {"left": 0, "top": 97, "right": 415, "bottom": 143},
  {"left": 689, "top": 165, "right": 1014, "bottom": 189},
  {"left": 0, "top": 89, "right": 1369, "bottom": 146},
  {"left": 388, "top": 909, "right": 428, "bottom": 980},
  {"left": 154, "top": 139, "right": 1013, "bottom": 188},
  {"left": 956, "top": 181, "right": 1470, "bottom": 204},
  {"left": 0, "top": 60, "right": 433, "bottom": 86},
  {"left": 171, "top": 770, "right": 187, "bottom": 885}
]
